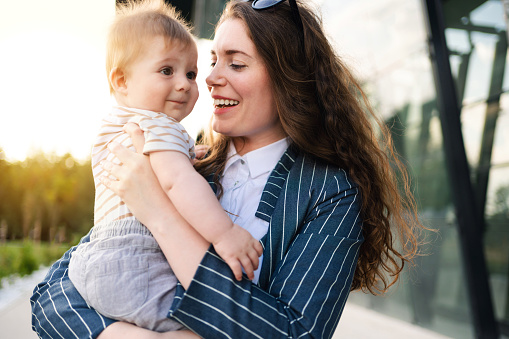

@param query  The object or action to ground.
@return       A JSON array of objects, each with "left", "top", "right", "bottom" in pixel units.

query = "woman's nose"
[{"left": 206, "top": 65, "right": 226, "bottom": 88}]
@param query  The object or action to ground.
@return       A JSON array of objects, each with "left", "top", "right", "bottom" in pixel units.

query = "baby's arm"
[{"left": 150, "top": 150, "right": 263, "bottom": 280}]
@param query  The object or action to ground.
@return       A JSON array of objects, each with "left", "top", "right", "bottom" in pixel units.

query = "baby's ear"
[{"left": 109, "top": 67, "right": 128, "bottom": 95}]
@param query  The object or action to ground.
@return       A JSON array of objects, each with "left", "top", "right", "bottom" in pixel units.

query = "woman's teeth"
[{"left": 214, "top": 99, "right": 239, "bottom": 108}]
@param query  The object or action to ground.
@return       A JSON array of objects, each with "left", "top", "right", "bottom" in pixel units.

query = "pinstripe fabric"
[
  {"left": 30, "top": 146, "right": 363, "bottom": 339},
  {"left": 30, "top": 235, "right": 116, "bottom": 339},
  {"left": 169, "top": 146, "right": 363, "bottom": 338}
]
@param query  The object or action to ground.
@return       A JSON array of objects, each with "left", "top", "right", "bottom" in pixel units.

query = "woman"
[{"left": 31, "top": 1, "right": 422, "bottom": 338}]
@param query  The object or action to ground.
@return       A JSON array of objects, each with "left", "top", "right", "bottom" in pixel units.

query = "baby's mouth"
[{"left": 214, "top": 99, "right": 239, "bottom": 108}]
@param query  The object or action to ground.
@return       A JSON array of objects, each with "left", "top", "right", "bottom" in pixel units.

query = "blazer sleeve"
[
  {"left": 168, "top": 174, "right": 363, "bottom": 339},
  {"left": 30, "top": 231, "right": 116, "bottom": 339}
]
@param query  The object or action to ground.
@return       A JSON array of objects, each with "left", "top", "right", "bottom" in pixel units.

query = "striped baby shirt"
[{"left": 92, "top": 106, "right": 195, "bottom": 227}]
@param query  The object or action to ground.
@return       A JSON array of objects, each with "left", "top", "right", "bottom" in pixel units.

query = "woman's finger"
[
  {"left": 99, "top": 175, "right": 121, "bottom": 196},
  {"left": 107, "top": 141, "right": 137, "bottom": 166},
  {"left": 101, "top": 160, "right": 124, "bottom": 181},
  {"left": 123, "top": 122, "right": 145, "bottom": 154}
]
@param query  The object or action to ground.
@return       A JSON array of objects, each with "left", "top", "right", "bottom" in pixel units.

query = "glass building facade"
[{"left": 164, "top": 0, "right": 508, "bottom": 337}]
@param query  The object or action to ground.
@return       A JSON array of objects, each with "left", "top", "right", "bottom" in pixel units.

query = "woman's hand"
[
  {"left": 99, "top": 123, "right": 171, "bottom": 229},
  {"left": 100, "top": 123, "right": 210, "bottom": 289}
]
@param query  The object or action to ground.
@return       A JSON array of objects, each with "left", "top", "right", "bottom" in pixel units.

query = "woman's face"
[{"left": 206, "top": 19, "right": 286, "bottom": 153}]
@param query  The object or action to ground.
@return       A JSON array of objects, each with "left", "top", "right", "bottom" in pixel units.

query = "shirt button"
[{"left": 240, "top": 159, "right": 245, "bottom": 165}]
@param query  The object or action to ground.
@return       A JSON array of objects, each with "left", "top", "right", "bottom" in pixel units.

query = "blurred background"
[{"left": 0, "top": 0, "right": 508, "bottom": 338}]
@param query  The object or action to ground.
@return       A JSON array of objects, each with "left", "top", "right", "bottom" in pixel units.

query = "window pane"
[
  {"left": 444, "top": 0, "right": 509, "bottom": 329},
  {"left": 319, "top": 0, "right": 476, "bottom": 337}
]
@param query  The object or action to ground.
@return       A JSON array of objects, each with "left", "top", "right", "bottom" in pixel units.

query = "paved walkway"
[
  {"left": 334, "top": 303, "right": 451, "bottom": 339},
  {"left": 1, "top": 268, "right": 452, "bottom": 339},
  {"left": 0, "top": 289, "right": 38, "bottom": 339}
]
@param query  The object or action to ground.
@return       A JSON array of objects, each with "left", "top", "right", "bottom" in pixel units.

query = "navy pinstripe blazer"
[{"left": 31, "top": 146, "right": 364, "bottom": 338}]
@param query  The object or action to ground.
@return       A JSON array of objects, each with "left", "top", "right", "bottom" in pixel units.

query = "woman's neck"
[{"left": 232, "top": 134, "right": 287, "bottom": 156}]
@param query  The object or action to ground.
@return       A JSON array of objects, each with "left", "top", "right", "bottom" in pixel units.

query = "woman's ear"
[{"left": 109, "top": 67, "right": 128, "bottom": 95}]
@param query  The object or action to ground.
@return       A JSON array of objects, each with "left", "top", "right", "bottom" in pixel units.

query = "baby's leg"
[
  {"left": 98, "top": 322, "right": 200, "bottom": 338},
  {"left": 80, "top": 231, "right": 182, "bottom": 331}
]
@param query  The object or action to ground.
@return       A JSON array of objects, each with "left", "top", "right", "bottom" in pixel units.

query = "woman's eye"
[
  {"left": 160, "top": 67, "right": 173, "bottom": 76},
  {"left": 230, "top": 63, "right": 246, "bottom": 70},
  {"left": 210, "top": 62, "right": 216, "bottom": 68},
  {"left": 187, "top": 71, "right": 197, "bottom": 80}
]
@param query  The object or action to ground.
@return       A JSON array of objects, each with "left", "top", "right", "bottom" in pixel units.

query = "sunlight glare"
[{"left": 0, "top": 0, "right": 115, "bottom": 162}]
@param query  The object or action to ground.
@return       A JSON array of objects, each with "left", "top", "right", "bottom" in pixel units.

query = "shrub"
[{"left": 0, "top": 241, "right": 69, "bottom": 281}]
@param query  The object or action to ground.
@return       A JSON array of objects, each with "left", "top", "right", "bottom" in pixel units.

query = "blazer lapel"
[
  {"left": 257, "top": 146, "right": 299, "bottom": 288},
  {"left": 255, "top": 146, "right": 298, "bottom": 222},
  {"left": 207, "top": 145, "right": 298, "bottom": 218},
  {"left": 206, "top": 146, "right": 300, "bottom": 288}
]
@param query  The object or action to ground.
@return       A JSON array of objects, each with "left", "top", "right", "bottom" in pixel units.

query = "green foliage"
[
  {"left": 0, "top": 241, "right": 69, "bottom": 281},
  {"left": 0, "top": 152, "right": 94, "bottom": 242},
  {"left": 0, "top": 245, "right": 18, "bottom": 279},
  {"left": 18, "top": 241, "right": 38, "bottom": 276}
]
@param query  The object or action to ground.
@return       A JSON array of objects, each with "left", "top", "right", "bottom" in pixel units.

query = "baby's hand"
[
  {"left": 213, "top": 224, "right": 263, "bottom": 281},
  {"left": 191, "top": 145, "right": 210, "bottom": 165}
]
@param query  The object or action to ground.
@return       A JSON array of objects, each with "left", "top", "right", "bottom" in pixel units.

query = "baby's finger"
[
  {"left": 123, "top": 123, "right": 145, "bottom": 154},
  {"left": 226, "top": 259, "right": 243, "bottom": 281},
  {"left": 194, "top": 145, "right": 210, "bottom": 159},
  {"left": 255, "top": 241, "right": 263, "bottom": 257},
  {"left": 248, "top": 250, "right": 260, "bottom": 270},
  {"left": 240, "top": 257, "right": 255, "bottom": 281}
]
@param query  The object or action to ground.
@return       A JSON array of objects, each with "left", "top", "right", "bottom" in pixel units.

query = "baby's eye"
[
  {"left": 187, "top": 71, "right": 197, "bottom": 80},
  {"left": 160, "top": 67, "right": 173, "bottom": 76},
  {"left": 210, "top": 62, "right": 216, "bottom": 68}
]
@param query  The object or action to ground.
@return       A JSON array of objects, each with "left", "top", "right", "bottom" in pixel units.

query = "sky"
[
  {"left": 0, "top": 0, "right": 506, "bottom": 168},
  {"left": 0, "top": 0, "right": 213, "bottom": 162}
]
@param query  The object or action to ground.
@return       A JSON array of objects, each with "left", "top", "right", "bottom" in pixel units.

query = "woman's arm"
[
  {"left": 102, "top": 136, "right": 362, "bottom": 339},
  {"left": 30, "top": 232, "right": 117, "bottom": 338},
  {"left": 98, "top": 322, "right": 200, "bottom": 339}
]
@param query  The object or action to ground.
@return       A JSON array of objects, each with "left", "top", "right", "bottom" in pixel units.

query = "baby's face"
[{"left": 123, "top": 36, "right": 199, "bottom": 121}]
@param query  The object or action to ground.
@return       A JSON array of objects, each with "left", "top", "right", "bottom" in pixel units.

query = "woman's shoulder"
[{"left": 291, "top": 150, "right": 358, "bottom": 190}]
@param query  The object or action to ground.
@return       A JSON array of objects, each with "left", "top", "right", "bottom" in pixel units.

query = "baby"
[{"left": 68, "top": 0, "right": 262, "bottom": 332}]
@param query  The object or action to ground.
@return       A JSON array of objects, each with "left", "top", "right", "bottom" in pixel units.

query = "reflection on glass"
[
  {"left": 484, "top": 167, "right": 509, "bottom": 321},
  {"left": 444, "top": 0, "right": 509, "bottom": 329},
  {"left": 320, "top": 0, "right": 477, "bottom": 337},
  {"left": 492, "top": 94, "right": 509, "bottom": 164}
]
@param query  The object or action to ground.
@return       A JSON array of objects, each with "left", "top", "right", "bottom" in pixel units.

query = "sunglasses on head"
[
  {"left": 249, "top": 0, "right": 327, "bottom": 114},
  {"left": 250, "top": 0, "right": 304, "bottom": 41}
]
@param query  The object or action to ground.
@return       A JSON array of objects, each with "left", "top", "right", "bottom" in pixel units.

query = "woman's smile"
[{"left": 212, "top": 95, "right": 240, "bottom": 114}]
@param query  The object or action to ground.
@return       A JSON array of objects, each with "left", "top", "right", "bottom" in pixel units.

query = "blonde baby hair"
[{"left": 106, "top": 0, "right": 194, "bottom": 94}]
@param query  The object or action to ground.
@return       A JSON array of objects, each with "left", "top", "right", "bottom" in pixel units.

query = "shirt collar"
[{"left": 223, "top": 138, "right": 291, "bottom": 179}]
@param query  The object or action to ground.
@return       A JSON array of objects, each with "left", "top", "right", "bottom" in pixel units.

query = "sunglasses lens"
[{"left": 252, "top": 0, "right": 286, "bottom": 10}]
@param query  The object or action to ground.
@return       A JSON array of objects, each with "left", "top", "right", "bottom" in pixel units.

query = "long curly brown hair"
[{"left": 195, "top": 0, "right": 424, "bottom": 295}]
